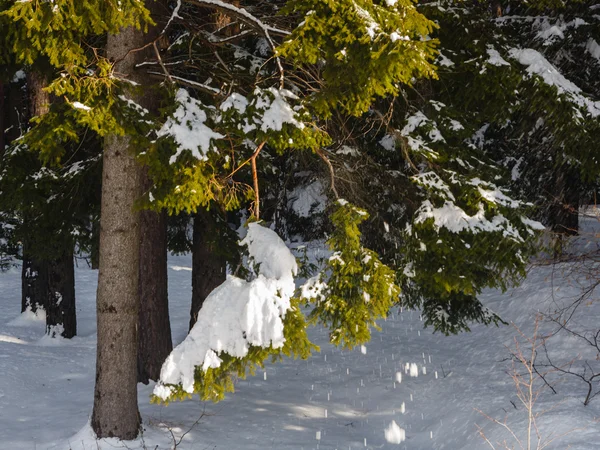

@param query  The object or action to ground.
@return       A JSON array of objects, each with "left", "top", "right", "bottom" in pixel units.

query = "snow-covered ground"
[{"left": 1, "top": 223, "right": 599, "bottom": 449}]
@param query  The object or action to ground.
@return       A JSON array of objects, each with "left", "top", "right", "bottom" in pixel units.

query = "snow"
[
  {"left": 157, "top": 88, "right": 224, "bottom": 164},
  {"left": 288, "top": 180, "right": 327, "bottom": 218},
  {"left": 71, "top": 102, "right": 91, "bottom": 111},
  {"left": 12, "top": 69, "right": 26, "bottom": 83},
  {"left": 220, "top": 92, "right": 249, "bottom": 114},
  {"left": 415, "top": 200, "right": 524, "bottom": 240},
  {"left": 412, "top": 172, "right": 456, "bottom": 201},
  {"left": 384, "top": 420, "right": 406, "bottom": 444},
  {"left": 509, "top": 48, "right": 600, "bottom": 117},
  {"left": 336, "top": 145, "right": 360, "bottom": 156},
  {"left": 436, "top": 51, "right": 454, "bottom": 67},
  {"left": 154, "top": 224, "right": 297, "bottom": 398},
  {"left": 378, "top": 134, "right": 396, "bottom": 151},
  {"left": 486, "top": 47, "right": 510, "bottom": 66},
  {"left": 586, "top": 38, "right": 600, "bottom": 62},
  {"left": 221, "top": 88, "right": 305, "bottom": 134},
  {"left": 255, "top": 88, "right": 304, "bottom": 133},
  {"left": 1, "top": 220, "right": 600, "bottom": 449}
]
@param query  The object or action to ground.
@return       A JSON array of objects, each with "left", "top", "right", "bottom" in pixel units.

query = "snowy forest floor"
[{"left": 1, "top": 220, "right": 600, "bottom": 449}]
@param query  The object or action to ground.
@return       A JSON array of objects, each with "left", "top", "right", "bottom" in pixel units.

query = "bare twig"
[
  {"left": 315, "top": 148, "right": 339, "bottom": 199},
  {"left": 250, "top": 141, "right": 266, "bottom": 219},
  {"left": 153, "top": 42, "right": 174, "bottom": 84}
]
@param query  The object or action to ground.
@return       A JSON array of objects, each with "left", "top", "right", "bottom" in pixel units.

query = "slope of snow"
[{"left": 0, "top": 224, "right": 599, "bottom": 448}]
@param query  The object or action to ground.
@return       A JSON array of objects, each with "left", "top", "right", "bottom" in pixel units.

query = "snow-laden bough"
[{"left": 153, "top": 223, "right": 297, "bottom": 400}]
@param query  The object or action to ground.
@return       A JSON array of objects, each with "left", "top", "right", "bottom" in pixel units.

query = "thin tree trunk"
[
  {"left": 91, "top": 27, "right": 145, "bottom": 440},
  {"left": 135, "top": 0, "right": 172, "bottom": 385},
  {"left": 550, "top": 167, "right": 579, "bottom": 236},
  {"left": 91, "top": 216, "right": 100, "bottom": 270},
  {"left": 46, "top": 246, "right": 76, "bottom": 338},
  {"left": 0, "top": 82, "right": 5, "bottom": 155},
  {"left": 190, "top": 209, "right": 226, "bottom": 330},
  {"left": 137, "top": 173, "right": 172, "bottom": 384}
]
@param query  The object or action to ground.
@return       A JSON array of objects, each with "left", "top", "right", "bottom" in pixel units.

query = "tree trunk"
[
  {"left": 21, "top": 72, "right": 51, "bottom": 315},
  {"left": 550, "top": 166, "right": 580, "bottom": 236},
  {"left": 190, "top": 209, "right": 226, "bottom": 330},
  {"left": 137, "top": 173, "right": 172, "bottom": 384},
  {"left": 91, "top": 216, "right": 100, "bottom": 270},
  {"left": 92, "top": 0, "right": 169, "bottom": 437},
  {"left": 134, "top": 0, "right": 172, "bottom": 385},
  {"left": 46, "top": 246, "right": 76, "bottom": 338},
  {"left": 21, "top": 250, "right": 49, "bottom": 313},
  {"left": 0, "top": 82, "right": 5, "bottom": 155},
  {"left": 91, "top": 27, "right": 145, "bottom": 440}
]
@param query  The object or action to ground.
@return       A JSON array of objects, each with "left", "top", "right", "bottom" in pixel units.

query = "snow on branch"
[
  {"left": 153, "top": 224, "right": 298, "bottom": 400},
  {"left": 185, "top": 0, "right": 290, "bottom": 37},
  {"left": 157, "top": 88, "right": 224, "bottom": 164},
  {"left": 509, "top": 48, "right": 600, "bottom": 118},
  {"left": 185, "top": 0, "right": 288, "bottom": 86}
]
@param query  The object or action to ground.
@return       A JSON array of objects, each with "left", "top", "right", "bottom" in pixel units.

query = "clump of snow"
[
  {"left": 72, "top": 101, "right": 91, "bottom": 111},
  {"left": 586, "top": 38, "right": 600, "bottom": 62},
  {"left": 220, "top": 88, "right": 305, "bottom": 134},
  {"left": 288, "top": 180, "right": 327, "bottom": 218},
  {"left": 300, "top": 275, "right": 326, "bottom": 300},
  {"left": 336, "top": 145, "right": 360, "bottom": 156},
  {"left": 220, "top": 92, "right": 249, "bottom": 114},
  {"left": 384, "top": 420, "right": 406, "bottom": 444},
  {"left": 436, "top": 51, "right": 454, "bottom": 67},
  {"left": 379, "top": 134, "right": 396, "bottom": 151},
  {"left": 12, "top": 69, "right": 26, "bottom": 83},
  {"left": 154, "top": 224, "right": 297, "bottom": 399},
  {"left": 255, "top": 88, "right": 304, "bottom": 133},
  {"left": 241, "top": 223, "right": 298, "bottom": 283},
  {"left": 415, "top": 200, "right": 522, "bottom": 239},
  {"left": 158, "top": 88, "right": 224, "bottom": 164},
  {"left": 486, "top": 47, "right": 510, "bottom": 66}
]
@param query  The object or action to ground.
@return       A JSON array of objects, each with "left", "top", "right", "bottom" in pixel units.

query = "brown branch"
[
  {"left": 315, "top": 148, "right": 339, "bottom": 199},
  {"left": 153, "top": 42, "right": 174, "bottom": 84},
  {"left": 147, "top": 72, "right": 222, "bottom": 96},
  {"left": 250, "top": 141, "right": 266, "bottom": 219}
]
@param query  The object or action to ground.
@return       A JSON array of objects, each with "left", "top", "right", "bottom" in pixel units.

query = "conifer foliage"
[{"left": 4, "top": 0, "right": 597, "bottom": 443}]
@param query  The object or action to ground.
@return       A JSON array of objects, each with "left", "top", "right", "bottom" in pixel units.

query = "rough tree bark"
[
  {"left": 46, "top": 246, "right": 76, "bottom": 338},
  {"left": 21, "top": 72, "right": 50, "bottom": 315},
  {"left": 91, "top": 0, "right": 170, "bottom": 437},
  {"left": 21, "top": 251, "right": 49, "bottom": 313},
  {"left": 135, "top": 0, "right": 172, "bottom": 385},
  {"left": 0, "top": 82, "right": 5, "bottom": 155},
  {"left": 91, "top": 30, "right": 145, "bottom": 441},
  {"left": 137, "top": 173, "right": 172, "bottom": 384},
  {"left": 190, "top": 209, "right": 226, "bottom": 330}
]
